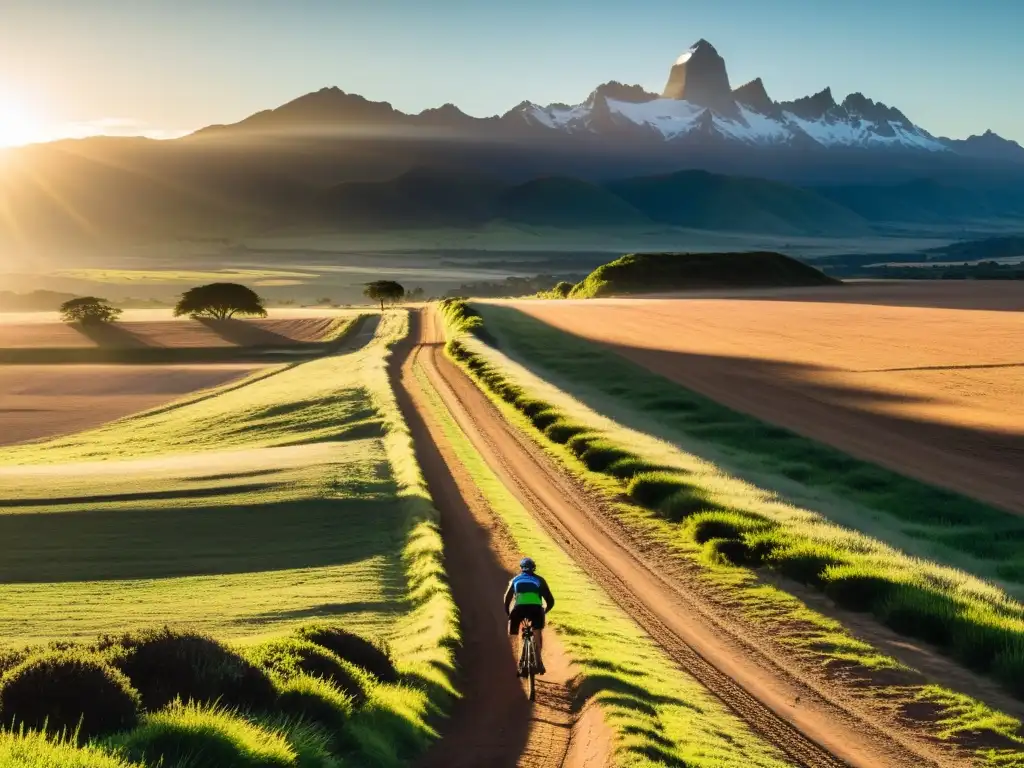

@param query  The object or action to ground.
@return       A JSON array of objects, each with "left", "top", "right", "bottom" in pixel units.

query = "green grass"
[
  {"left": 439, "top": 299, "right": 1024, "bottom": 763},
  {"left": 0, "top": 309, "right": 458, "bottom": 767},
  {"left": 0, "top": 730, "right": 144, "bottom": 768},
  {"left": 410, "top": 351, "right": 793, "bottom": 768}
]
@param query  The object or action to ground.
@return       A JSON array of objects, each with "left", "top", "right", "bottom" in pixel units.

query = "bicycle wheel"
[{"left": 527, "top": 637, "right": 536, "bottom": 702}]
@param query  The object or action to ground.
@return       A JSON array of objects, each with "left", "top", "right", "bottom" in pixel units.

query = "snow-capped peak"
[{"left": 508, "top": 40, "right": 949, "bottom": 153}]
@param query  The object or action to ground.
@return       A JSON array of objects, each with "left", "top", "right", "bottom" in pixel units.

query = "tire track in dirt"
[
  {"left": 390, "top": 312, "right": 585, "bottom": 768},
  {"left": 416, "top": 309, "right": 944, "bottom": 768}
]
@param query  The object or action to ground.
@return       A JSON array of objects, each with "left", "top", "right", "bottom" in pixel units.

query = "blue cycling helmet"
[{"left": 519, "top": 557, "right": 536, "bottom": 572}]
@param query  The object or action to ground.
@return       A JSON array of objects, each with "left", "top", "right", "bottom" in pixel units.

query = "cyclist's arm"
[
  {"left": 503, "top": 579, "right": 515, "bottom": 615},
  {"left": 539, "top": 577, "right": 555, "bottom": 613}
]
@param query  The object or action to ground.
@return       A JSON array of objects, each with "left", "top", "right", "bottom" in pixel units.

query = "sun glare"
[{"left": 0, "top": 101, "right": 44, "bottom": 147}]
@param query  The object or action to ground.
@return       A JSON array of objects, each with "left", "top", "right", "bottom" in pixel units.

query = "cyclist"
[{"left": 503, "top": 556, "right": 555, "bottom": 676}]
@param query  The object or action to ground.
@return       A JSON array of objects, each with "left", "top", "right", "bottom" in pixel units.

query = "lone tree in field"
[
  {"left": 363, "top": 280, "right": 405, "bottom": 312},
  {"left": 59, "top": 297, "right": 122, "bottom": 325},
  {"left": 174, "top": 283, "right": 267, "bottom": 320}
]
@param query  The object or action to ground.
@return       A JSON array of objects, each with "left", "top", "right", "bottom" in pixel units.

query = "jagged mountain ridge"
[
  {"left": 512, "top": 40, "right": 948, "bottom": 152},
  {"left": 195, "top": 39, "right": 1020, "bottom": 161}
]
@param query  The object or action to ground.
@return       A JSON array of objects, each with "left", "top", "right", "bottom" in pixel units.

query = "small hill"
[
  {"left": 607, "top": 170, "right": 870, "bottom": 236},
  {"left": 495, "top": 177, "right": 651, "bottom": 227},
  {"left": 568, "top": 251, "right": 839, "bottom": 298}
]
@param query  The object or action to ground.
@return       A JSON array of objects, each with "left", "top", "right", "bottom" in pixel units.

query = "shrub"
[
  {"left": 516, "top": 399, "right": 551, "bottom": 419},
  {"left": 276, "top": 674, "right": 354, "bottom": 751},
  {"left": 98, "top": 628, "right": 276, "bottom": 712},
  {"left": 604, "top": 458, "right": 668, "bottom": 481},
  {"left": 579, "top": 442, "right": 637, "bottom": 473},
  {"left": 948, "top": 612, "right": 1023, "bottom": 674},
  {"left": 0, "top": 729, "right": 142, "bottom": 768},
  {"left": 821, "top": 565, "right": 900, "bottom": 612},
  {"left": 685, "top": 511, "right": 768, "bottom": 545},
  {"left": 294, "top": 624, "right": 398, "bottom": 684},
  {"left": 993, "top": 646, "right": 1024, "bottom": 698},
  {"left": 263, "top": 718, "right": 336, "bottom": 768},
  {"left": 0, "top": 651, "right": 140, "bottom": 741},
  {"left": 657, "top": 487, "right": 724, "bottom": 522},
  {"left": 530, "top": 409, "right": 560, "bottom": 431},
  {"left": 245, "top": 639, "right": 367, "bottom": 706},
  {"left": 767, "top": 543, "right": 844, "bottom": 586},
  {"left": 703, "top": 538, "right": 753, "bottom": 566},
  {"left": 565, "top": 433, "right": 599, "bottom": 458},
  {"left": 0, "top": 648, "right": 31, "bottom": 677},
  {"left": 543, "top": 419, "right": 588, "bottom": 444},
  {"left": 114, "top": 702, "right": 294, "bottom": 768},
  {"left": 626, "top": 472, "right": 691, "bottom": 508},
  {"left": 875, "top": 585, "right": 960, "bottom": 647}
]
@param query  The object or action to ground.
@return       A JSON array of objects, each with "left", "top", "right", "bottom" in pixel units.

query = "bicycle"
[{"left": 518, "top": 618, "right": 538, "bottom": 701}]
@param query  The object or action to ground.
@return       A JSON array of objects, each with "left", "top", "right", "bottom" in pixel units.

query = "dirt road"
[
  {"left": 397, "top": 308, "right": 959, "bottom": 768},
  {"left": 392, "top": 314, "right": 582, "bottom": 768},
  {"left": 509, "top": 284, "right": 1024, "bottom": 514}
]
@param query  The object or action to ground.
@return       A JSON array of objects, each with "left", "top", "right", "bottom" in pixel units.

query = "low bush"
[
  {"left": 565, "top": 432, "right": 599, "bottom": 458},
  {"left": 246, "top": 639, "right": 367, "bottom": 706},
  {"left": 766, "top": 543, "right": 844, "bottom": 586},
  {"left": 703, "top": 538, "right": 753, "bottom": 566},
  {"left": 657, "top": 487, "right": 724, "bottom": 522},
  {"left": 993, "top": 648, "right": 1024, "bottom": 698},
  {"left": 263, "top": 719, "right": 336, "bottom": 768},
  {"left": 876, "top": 585, "right": 960, "bottom": 647},
  {"left": 821, "top": 565, "right": 901, "bottom": 612},
  {"left": 516, "top": 398, "right": 552, "bottom": 419},
  {"left": 114, "top": 702, "right": 294, "bottom": 768},
  {"left": 579, "top": 442, "right": 637, "bottom": 473},
  {"left": 0, "top": 730, "right": 142, "bottom": 768},
  {"left": 0, "top": 651, "right": 140, "bottom": 741},
  {"left": 604, "top": 458, "right": 667, "bottom": 480},
  {"left": 948, "top": 613, "right": 1023, "bottom": 674},
  {"left": 293, "top": 624, "right": 398, "bottom": 684},
  {"left": 530, "top": 409, "right": 560, "bottom": 431},
  {"left": 626, "top": 472, "right": 691, "bottom": 508},
  {"left": 685, "top": 511, "right": 769, "bottom": 545},
  {"left": 98, "top": 627, "right": 276, "bottom": 713},
  {"left": 275, "top": 674, "right": 354, "bottom": 752},
  {"left": 543, "top": 419, "right": 588, "bottom": 445}
]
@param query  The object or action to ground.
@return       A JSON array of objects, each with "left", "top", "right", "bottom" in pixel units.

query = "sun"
[{"left": 0, "top": 100, "right": 44, "bottom": 147}]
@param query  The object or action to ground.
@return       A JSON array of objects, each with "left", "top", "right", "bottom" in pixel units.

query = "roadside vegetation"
[
  {"left": 438, "top": 299, "right": 1024, "bottom": 764},
  {"left": 410, "top": 347, "right": 793, "bottom": 768},
  {"left": 0, "top": 311, "right": 458, "bottom": 766}
]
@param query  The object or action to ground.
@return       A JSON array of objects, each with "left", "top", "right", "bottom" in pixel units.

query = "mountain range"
[
  {"left": 196, "top": 38, "right": 1024, "bottom": 162},
  {"left": 2, "top": 39, "right": 1024, "bottom": 246}
]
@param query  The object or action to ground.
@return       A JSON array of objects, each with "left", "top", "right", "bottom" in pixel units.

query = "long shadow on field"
[
  {"left": 197, "top": 318, "right": 300, "bottom": 348},
  {"left": 0, "top": 497, "right": 405, "bottom": 583},
  {"left": 479, "top": 305, "right": 1024, "bottom": 570},
  {"left": 70, "top": 322, "right": 154, "bottom": 349}
]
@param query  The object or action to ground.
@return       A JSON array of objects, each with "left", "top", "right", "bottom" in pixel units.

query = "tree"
[
  {"left": 174, "top": 283, "right": 267, "bottom": 320},
  {"left": 363, "top": 281, "right": 405, "bottom": 312},
  {"left": 59, "top": 297, "right": 122, "bottom": 325},
  {"left": 406, "top": 287, "right": 426, "bottom": 302}
]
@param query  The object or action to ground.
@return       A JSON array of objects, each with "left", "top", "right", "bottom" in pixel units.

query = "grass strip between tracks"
[
  {"left": 412, "top": 348, "right": 793, "bottom": 768},
  {"left": 438, "top": 299, "right": 1024, "bottom": 766}
]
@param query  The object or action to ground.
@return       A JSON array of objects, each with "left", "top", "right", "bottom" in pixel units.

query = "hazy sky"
[{"left": 1, "top": 0, "right": 1022, "bottom": 144}]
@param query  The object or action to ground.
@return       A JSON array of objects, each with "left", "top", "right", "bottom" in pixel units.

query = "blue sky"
[{"left": 1, "top": 0, "right": 1022, "bottom": 143}]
